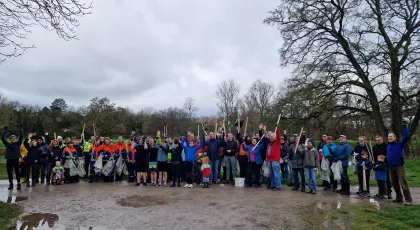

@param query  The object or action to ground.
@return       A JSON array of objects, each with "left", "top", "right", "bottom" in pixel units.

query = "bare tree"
[
  {"left": 0, "top": 0, "right": 92, "bottom": 63},
  {"left": 215, "top": 79, "right": 241, "bottom": 124},
  {"left": 264, "top": 0, "right": 420, "bottom": 138},
  {"left": 244, "top": 79, "right": 274, "bottom": 122},
  {"left": 183, "top": 97, "right": 198, "bottom": 119}
]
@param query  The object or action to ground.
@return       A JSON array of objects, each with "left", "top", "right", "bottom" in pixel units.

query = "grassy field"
[
  {"left": 0, "top": 202, "right": 20, "bottom": 229},
  {"left": 301, "top": 203, "right": 420, "bottom": 230}
]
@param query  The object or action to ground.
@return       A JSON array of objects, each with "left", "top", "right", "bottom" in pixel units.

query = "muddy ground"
[{"left": 1, "top": 180, "right": 419, "bottom": 230}]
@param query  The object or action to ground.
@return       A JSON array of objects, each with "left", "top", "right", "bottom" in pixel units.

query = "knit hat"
[
  {"left": 308, "top": 139, "right": 315, "bottom": 146},
  {"left": 10, "top": 135, "right": 16, "bottom": 139}
]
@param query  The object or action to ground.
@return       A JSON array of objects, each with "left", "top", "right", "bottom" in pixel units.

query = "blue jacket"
[
  {"left": 335, "top": 142, "right": 351, "bottom": 167},
  {"left": 322, "top": 143, "right": 336, "bottom": 160},
  {"left": 373, "top": 162, "right": 387, "bottom": 181},
  {"left": 157, "top": 145, "right": 169, "bottom": 162},
  {"left": 204, "top": 138, "right": 221, "bottom": 161},
  {"left": 387, "top": 127, "right": 408, "bottom": 167},
  {"left": 182, "top": 138, "right": 204, "bottom": 162},
  {"left": 357, "top": 158, "right": 372, "bottom": 171},
  {"left": 242, "top": 144, "right": 263, "bottom": 165}
]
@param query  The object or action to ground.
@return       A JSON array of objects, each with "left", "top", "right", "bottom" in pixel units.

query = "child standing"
[
  {"left": 373, "top": 155, "right": 387, "bottom": 199},
  {"left": 170, "top": 139, "right": 183, "bottom": 187},
  {"left": 201, "top": 158, "right": 211, "bottom": 188},
  {"left": 303, "top": 140, "right": 319, "bottom": 194},
  {"left": 357, "top": 151, "right": 372, "bottom": 197}
]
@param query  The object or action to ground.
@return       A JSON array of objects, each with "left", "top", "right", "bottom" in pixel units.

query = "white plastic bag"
[
  {"left": 65, "top": 159, "right": 79, "bottom": 177},
  {"left": 116, "top": 157, "right": 124, "bottom": 176},
  {"left": 331, "top": 161, "right": 343, "bottom": 181},
  {"left": 352, "top": 153, "right": 358, "bottom": 175},
  {"left": 321, "top": 157, "right": 330, "bottom": 183},
  {"left": 262, "top": 161, "right": 269, "bottom": 177},
  {"left": 102, "top": 160, "right": 115, "bottom": 176},
  {"left": 123, "top": 164, "right": 129, "bottom": 176},
  {"left": 77, "top": 157, "right": 86, "bottom": 177},
  {"left": 94, "top": 155, "right": 103, "bottom": 174}
]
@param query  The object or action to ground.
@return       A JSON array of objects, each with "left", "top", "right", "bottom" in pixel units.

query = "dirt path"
[{"left": 1, "top": 180, "right": 419, "bottom": 230}]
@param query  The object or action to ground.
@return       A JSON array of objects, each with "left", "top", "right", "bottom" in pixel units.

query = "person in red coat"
[{"left": 264, "top": 126, "right": 282, "bottom": 191}]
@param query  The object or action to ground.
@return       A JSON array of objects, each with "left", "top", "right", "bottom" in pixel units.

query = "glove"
[
  {"left": 110, "top": 157, "right": 114, "bottom": 161},
  {"left": 17, "top": 125, "right": 22, "bottom": 131},
  {"left": 3, "top": 126, "right": 8, "bottom": 133}
]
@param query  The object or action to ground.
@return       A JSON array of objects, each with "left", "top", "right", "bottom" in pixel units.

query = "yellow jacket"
[{"left": 19, "top": 144, "right": 28, "bottom": 163}]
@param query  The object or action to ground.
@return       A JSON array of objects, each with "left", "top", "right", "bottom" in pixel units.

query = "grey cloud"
[{"left": 0, "top": 0, "right": 291, "bottom": 116}]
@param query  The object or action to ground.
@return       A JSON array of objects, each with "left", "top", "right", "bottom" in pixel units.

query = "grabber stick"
[
  {"left": 243, "top": 117, "right": 248, "bottom": 137},
  {"left": 363, "top": 163, "right": 367, "bottom": 192},
  {"left": 201, "top": 122, "right": 207, "bottom": 136},
  {"left": 294, "top": 127, "right": 304, "bottom": 154},
  {"left": 274, "top": 114, "right": 282, "bottom": 132}
]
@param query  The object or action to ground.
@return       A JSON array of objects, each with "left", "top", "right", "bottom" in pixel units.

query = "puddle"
[
  {"left": 117, "top": 195, "right": 169, "bottom": 208},
  {"left": 7, "top": 213, "right": 59, "bottom": 230},
  {"left": 0, "top": 195, "right": 27, "bottom": 203}
]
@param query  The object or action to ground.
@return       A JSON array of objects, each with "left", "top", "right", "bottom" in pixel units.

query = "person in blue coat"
[
  {"left": 203, "top": 132, "right": 222, "bottom": 184},
  {"left": 181, "top": 135, "right": 204, "bottom": 188},
  {"left": 242, "top": 138, "right": 264, "bottom": 188},
  {"left": 334, "top": 135, "right": 352, "bottom": 195},
  {"left": 322, "top": 136, "right": 337, "bottom": 191},
  {"left": 387, "top": 125, "right": 412, "bottom": 205},
  {"left": 373, "top": 155, "right": 388, "bottom": 199},
  {"left": 357, "top": 151, "right": 372, "bottom": 197}
]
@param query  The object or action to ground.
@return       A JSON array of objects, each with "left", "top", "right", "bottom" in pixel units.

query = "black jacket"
[
  {"left": 49, "top": 146, "right": 63, "bottom": 163},
  {"left": 1, "top": 130, "right": 23, "bottom": 159},
  {"left": 24, "top": 138, "right": 41, "bottom": 164},
  {"left": 222, "top": 140, "right": 239, "bottom": 157},
  {"left": 148, "top": 145, "right": 158, "bottom": 162},
  {"left": 353, "top": 143, "right": 372, "bottom": 162},
  {"left": 372, "top": 142, "right": 387, "bottom": 163},
  {"left": 135, "top": 144, "right": 149, "bottom": 163},
  {"left": 171, "top": 145, "right": 183, "bottom": 164}
]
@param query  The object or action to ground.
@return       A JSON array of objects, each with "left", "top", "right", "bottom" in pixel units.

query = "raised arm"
[
  {"left": 275, "top": 128, "right": 281, "bottom": 145},
  {"left": 401, "top": 126, "right": 409, "bottom": 147},
  {"left": 236, "top": 131, "right": 244, "bottom": 144},
  {"left": 1, "top": 129, "right": 9, "bottom": 147},
  {"left": 17, "top": 128, "right": 23, "bottom": 145},
  {"left": 24, "top": 138, "right": 30, "bottom": 150}
]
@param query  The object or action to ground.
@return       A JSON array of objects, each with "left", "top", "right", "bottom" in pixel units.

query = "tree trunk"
[{"left": 390, "top": 71, "right": 403, "bottom": 140}]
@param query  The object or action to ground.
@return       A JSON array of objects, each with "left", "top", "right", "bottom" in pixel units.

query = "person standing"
[
  {"left": 303, "top": 140, "right": 319, "bottom": 194},
  {"left": 264, "top": 125, "right": 282, "bottom": 191},
  {"left": 322, "top": 136, "right": 337, "bottom": 191},
  {"left": 334, "top": 135, "right": 352, "bottom": 196},
  {"left": 221, "top": 133, "right": 239, "bottom": 185},
  {"left": 203, "top": 132, "right": 221, "bottom": 184},
  {"left": 372, "top": 135, "right": 392, "bottom": 199},
  {"left": 1, "top": 126, "right": 23, "bottom": 190},
  {"left": 387, "top": 125, "right": 413, "bottom": 206},
  {"left": 23, "top": 133, "right": 41, "bottom": 187}
]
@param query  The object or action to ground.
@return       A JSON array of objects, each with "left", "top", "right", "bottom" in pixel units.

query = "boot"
[
  {"left": 26, "top": 182, "right": 30, "bottom": 187},
  {"left": 8, "top": 183, "right": 13, "bottom": 190},
  {"left": 388, "top": 192, "right": 392, "bottom": 199},
  {"left": 170, "top": 183, "right": 176, "bottom": 188},
  {"left": 31, "top": 181, "right": 36, "bottom": 187},
  {"left": 311, "top": 189, "right": 316, "bottom": 194},
  {"left": 292, "top": 185, "right": 299, "bottom": 191},
  {"left": 287, "top": 182, "right": 294, "bottom": 187},
  {"left": 202, "top": 183, "right": 207, "bottom": 188},
  {"left": 46, "top": 181, "right": 50, "bottom": 185},
  {"left": 17, "top": 183, "right": 21, "bottom": 190},
  {"left": 177, "top": 182, "right": 181, "bottom": 187},
  {"left": 206, "top": 182, "right": 210, "bottom": 188},
  {"left": 88, "top": 180, "right": 93, "bottom": 183}
]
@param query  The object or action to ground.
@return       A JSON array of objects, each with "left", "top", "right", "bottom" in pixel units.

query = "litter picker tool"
[
  {"left": 294, "top": 127, "right": 304, "bottom": 154},
  {"left": 243, "top": 117, "right": 248, "bottom": 136},
  {"left": 363, "top": 162, "right": 367, "bottom": 192},
  {"left": 201, "top": 122, "right": 207, "bottom": 136}
]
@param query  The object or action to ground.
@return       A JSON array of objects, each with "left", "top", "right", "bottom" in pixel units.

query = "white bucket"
[{"left": 234, "top": 177, "right": 245, "bottom": 187}]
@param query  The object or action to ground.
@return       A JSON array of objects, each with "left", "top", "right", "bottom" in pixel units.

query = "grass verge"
[
  {"left": 301, "top": 203, "right": 420, "bottom": 230},
  {"left": 0, "top": 202, "right": 20, "bottom": 229}
]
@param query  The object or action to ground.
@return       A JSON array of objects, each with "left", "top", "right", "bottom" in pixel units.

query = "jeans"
[
  {"left": 268, "top": 161, "right": 281, "bottom": 189},
  {"left": 184, "top": 162, "right": 194, "bottom": 184},
  {"left": 340, "top": 166, "right": 350, "bottom": 193},
  {"left": 46, "top": 162, "right": 54, "bottom": 182},
  {"left": 246, "top": 162, "right": 261, "bottom": 186},
  {"left": 304, "top": 168, "right": 317, "bottom": 190},
  {"left": 25, "top": 162, "right": 37, "bottom": 182},
  {"left": 224, "top": 156, "right": 237, "bottom": 181},
  {"left": 289, "top": 161, "right": 295, "bottom": 183},
  {"left": 89, "top": 161, "right": 100, "bottom": 181},
  {"left": 238, "top": 155, "right": 248, "bottom": 178},
  {"left": 377, "top": 180, "right": 387, "bottom": 196},
  {"left": 6, "top": 158, "right": 20, "bottom": 184},
  {"left": 172, "top": 163, "right": 181, "bottom": 184},
  {"left": 280, "top": 162, "right": 289, "bottom": 178},
  {"left": 293, "top": 168, "right": 305, "bottom": 190},
  {"left": 203, "top": 177, "right": 210, "bottom": 183},
  {"left": 209, "top": 160, "right": 219, "bottom": 182}
]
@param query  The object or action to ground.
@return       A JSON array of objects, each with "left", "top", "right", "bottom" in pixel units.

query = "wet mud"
[{"left": 0, "top": 180, "right": 419, "bottom": 230}]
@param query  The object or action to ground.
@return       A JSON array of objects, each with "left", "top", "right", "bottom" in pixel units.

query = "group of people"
[{"left": 1, "top": 123, "right": 413, "bottom": 205}]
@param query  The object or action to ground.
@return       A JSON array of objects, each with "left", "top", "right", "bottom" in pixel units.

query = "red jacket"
[{"left": 265, "top": 128, "right": 281, "bottom": 162}]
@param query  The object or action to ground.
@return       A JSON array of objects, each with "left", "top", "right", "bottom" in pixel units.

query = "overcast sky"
[{"left": 0, "top": 0, "right": 290, "bottom": 116}]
